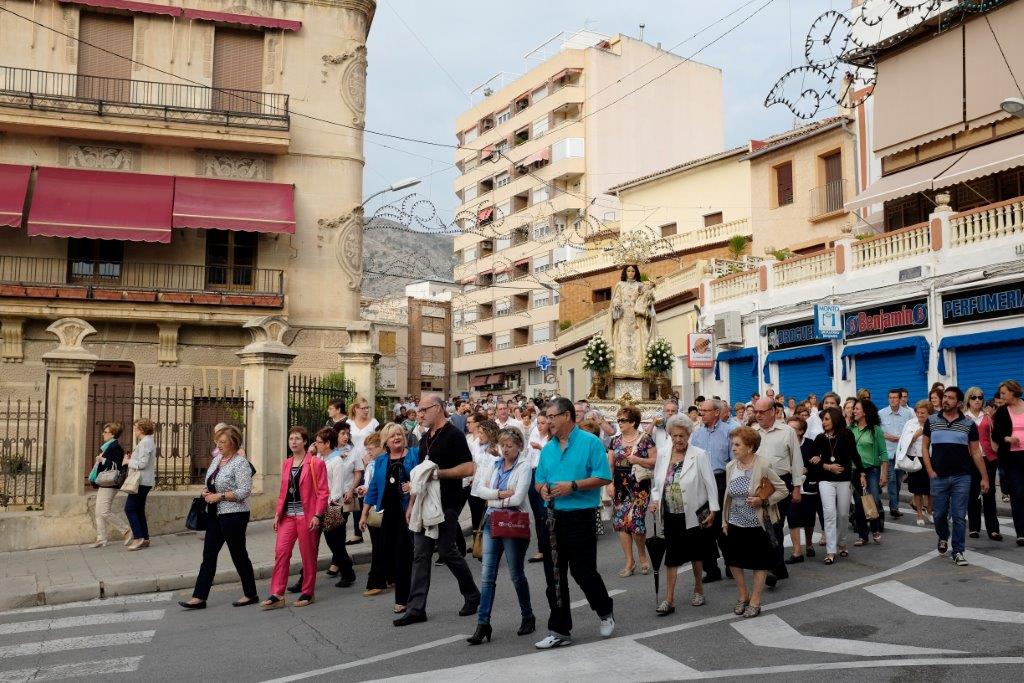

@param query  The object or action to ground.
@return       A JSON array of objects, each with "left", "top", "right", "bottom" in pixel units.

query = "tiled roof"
[{"left": 607, "top": 146, "right": 747, "bottom": 193}]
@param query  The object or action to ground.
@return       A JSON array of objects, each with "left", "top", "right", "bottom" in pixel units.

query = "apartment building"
[
  {"left": 0, "top": 0, "right": 374, "bottom": 393},
  {"left": 703, "top": 0, "right": 1024, "bottom": 406},
  {"left": 361, "top": 280, "right": 457, "bottom": 400},
  {"left": 451, "top": 30, "right": 724, "bottom": 398}
]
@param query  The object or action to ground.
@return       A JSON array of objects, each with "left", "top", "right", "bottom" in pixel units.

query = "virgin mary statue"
[{"left": 606, "top": 264, "right": 657, "bottom": 377}]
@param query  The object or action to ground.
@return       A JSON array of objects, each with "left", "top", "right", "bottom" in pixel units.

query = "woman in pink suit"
[{"left": 262, "top": 426, "right": 329, "bottom": 609}]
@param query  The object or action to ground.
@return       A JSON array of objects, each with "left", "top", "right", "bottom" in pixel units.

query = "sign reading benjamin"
[
  {"left": 766, "top": 319, "right": 817, "bottom": 350},
  {"left": 687, "top": 333, "right": 714, "bottom": 368},
  {"left": 813, "top": 304, "right": 843, "bottom": 340},
  {"left": 941, "top": 280, "right": 1024, "bottom": 324},
  {"left": 844, "top": 298, "right": 928, "bottom": 339}
]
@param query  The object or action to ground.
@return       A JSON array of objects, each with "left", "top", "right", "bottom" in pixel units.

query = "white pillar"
[{"left": 340, "top": 320, "right": 380, "bottom": 406}]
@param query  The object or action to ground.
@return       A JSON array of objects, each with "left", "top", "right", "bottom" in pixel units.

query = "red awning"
[
  {"left": 550, "top": 67, "right": 582, "bottom": 82},
  {"left": 478, "top": 207, "right": 494, "bottom": 222},
  {"left": 479, "top": 145, "right": 495, "bottom": 159},
  {"left": 470, "top": 375, "right": 489, "bottom": 388},
  {"left": 58, "top": 0, "right": 183, "bottom": 18},
  {"left": 27, "top": 167, "right": 174, "bottom": 242},
  {"left": 514, "top": 258, "right": 529, "bottom": 266},
  {"left": 183, "top": 8, "right": 301, "bottom": 31},
  {"left": 486, "top": 373, "right": 504, "bottom": 385},
  {"left": 172, "top": 177, "right": 295, "bottom": 234},
  {"left": 516, "top": 148, "right": 551, "bottom": 167},
  {"left": 0, "top": 164, "right": 31, "bottom": 229}
]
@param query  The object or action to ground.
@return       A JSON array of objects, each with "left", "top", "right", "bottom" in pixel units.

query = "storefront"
[
  {"left": 938, "top": 280, "right": 1024, "bottom": 396},
  {"left": 841, "top": 298, "right": 931, "bottom": 402},
  {"left": 715, "top": 347, "right": 758, "bottom": 406},
  {"left": 762, "top": 319, "right": 834, "bottom": 401}
]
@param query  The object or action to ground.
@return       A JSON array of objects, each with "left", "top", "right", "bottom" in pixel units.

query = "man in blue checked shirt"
[{"left": 690, "top": 398, "right": 735, "bottom": 583}]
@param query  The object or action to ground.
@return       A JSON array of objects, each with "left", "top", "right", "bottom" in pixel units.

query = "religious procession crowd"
[{"left": 86, "top": 380, "right": 1024, "bottom": 649}]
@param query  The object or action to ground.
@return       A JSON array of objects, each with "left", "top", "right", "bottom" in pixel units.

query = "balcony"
[
  {"left": 809, "top": 179, "right": 848, "bottom": 220},
  {"left": 0, "top": 256, "right": 284, "bottom": 307},
  {"left": 0, "top": 66, "right": 290, "bottom": 152}
]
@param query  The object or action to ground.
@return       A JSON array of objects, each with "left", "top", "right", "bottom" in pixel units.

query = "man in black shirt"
[{"left": 395, "top": 393, "right": 480, "bottom": 626}]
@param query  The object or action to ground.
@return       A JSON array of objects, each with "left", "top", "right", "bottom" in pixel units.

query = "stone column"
[
  {"left": 236, "top": 316, "right": 297, "bottom": 500},
  {"left": 339, "top": 320, "right": 380, "bottom": 405},
  {"left": 834, "top": 222, "right": 856, "bottom": 278},
  {"left": 41, "top": 318, "right": 98, "bottom": 517},
  {"left": 931, "top": 191, "right": 953, "bottom": 251}
]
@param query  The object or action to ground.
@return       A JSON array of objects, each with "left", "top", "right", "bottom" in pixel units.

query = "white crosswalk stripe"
[
  {"left": 0, "top": 609, "right": 164, "bottom": 636},
  {"left": 0, "top": 657, "right": 144, "bottom": 682},
  {"left": 865, "top": 580, "right": 1024, "bottom": 623},
  {"left": 0, "top": 595, "right": 167, "bottom": 680}
]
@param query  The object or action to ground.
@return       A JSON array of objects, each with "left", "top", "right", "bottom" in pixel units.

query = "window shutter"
[
  {"left": 776, "top": 163, "right": 794, "bottom": 206},
  {"left": 212, "top": 29, "right": 265, "bottom": 113},
  {"left": 703, "top": 212, "right": 723, "bottom": 227},
  {"left": 77, "top": 13, "right": 134, "bottom": 101}
]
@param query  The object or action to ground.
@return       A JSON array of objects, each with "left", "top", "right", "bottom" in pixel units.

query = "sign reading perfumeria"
[
  {"left": 941, "top": 280, "right": 1024, "bottom": 324},
  {"left": 844, "top": 298, "right": 929, "bottom": 339}
]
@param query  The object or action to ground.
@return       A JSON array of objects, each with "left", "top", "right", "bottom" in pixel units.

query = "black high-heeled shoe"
[
  {"left": 517, "top": 615, "right": 536, "bottom": 636},
  {"left": 466, "top": 623, "right": 492, "bottom": 645}
]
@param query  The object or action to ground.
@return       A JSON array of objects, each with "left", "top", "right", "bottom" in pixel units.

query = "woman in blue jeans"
[
  {"left": 851, "top": 400, "right": 889, "bottom": 545},
  {"left": 466, "top": 427, "right": 534, "bottom": 645},
  {"left": 124, "top": 418, "right": 157, "bottom": 551}
]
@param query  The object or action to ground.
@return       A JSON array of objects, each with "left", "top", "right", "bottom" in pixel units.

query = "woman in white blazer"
[
  {"left": 648, "top": 415, "right": 719, "bottom": 614},
  {"left": 466, "top": 427, "right": 535, "bottom": 645}
]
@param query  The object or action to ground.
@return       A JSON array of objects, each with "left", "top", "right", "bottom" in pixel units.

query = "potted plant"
[
  {"left": 582, "top": 332, "right": 613, "bottom": 399},
  {"left": 644, "top": 337, "right": 675, "bottom": 399}
]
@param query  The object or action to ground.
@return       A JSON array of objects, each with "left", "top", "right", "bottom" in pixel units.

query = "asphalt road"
[{"left": 2, "top": 509, "right": 1022, "bottom": 682}]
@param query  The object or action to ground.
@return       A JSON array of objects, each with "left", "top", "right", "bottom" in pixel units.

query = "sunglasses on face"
[
  {"left": 616, "top": 418, "right": 631, "bottom": 424},
  {"left": 969, "top": 395, "right": 983, "bottom": 400}
]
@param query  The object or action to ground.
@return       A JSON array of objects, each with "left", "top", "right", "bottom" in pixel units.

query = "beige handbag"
[
  {"left": 120, "top": 468, "right": 141, "bottom": 495},
  {"left": 366, "top": 506, "right": 384, "bottom": 528}
]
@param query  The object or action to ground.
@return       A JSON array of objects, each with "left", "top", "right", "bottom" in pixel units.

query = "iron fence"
[
  {"left": 86, "top": 383, "right": 251, "bottom": 490},
  {"left": 0, "top": 255, "right": 284, "bottom": 296},
  {"left": 288, "top": 373, "right": 355, "bottom": 436},
  {"left": 0, "top": 65, "right": 289, "bottom": 130},
  {"left": 810, "top": 179, "right": 848, "bottom": 218},
  {"left": 0, "top": 398, "right": 46, "bottom": 508}
]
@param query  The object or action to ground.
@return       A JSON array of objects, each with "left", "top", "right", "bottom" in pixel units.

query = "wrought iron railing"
[
  {"left": 0, "top": 65, "right": 290, "bottom": 131},
  {"left": 809, "top": 179, "right": 848, "bottom": 218},
  {"left": 0, "top": 398, "right": 46, "bottom": 508},
  {"left": 0, "top": 256, "right": 284, "bottom": 296}
]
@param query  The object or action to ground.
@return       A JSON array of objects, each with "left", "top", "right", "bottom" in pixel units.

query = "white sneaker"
[
  {"left": 952, "top": 552, "right": 969, "bottom": 567},
  {"left": 599, "top": 613, "right": 615, "bottom": 637},
  {"left": 535, "top": 634, "right": 571, "bottom": 649}
]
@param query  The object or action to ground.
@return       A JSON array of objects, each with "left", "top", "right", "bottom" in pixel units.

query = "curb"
[{"left": 4, "top": 520, "right": 471, "bottom": 610}]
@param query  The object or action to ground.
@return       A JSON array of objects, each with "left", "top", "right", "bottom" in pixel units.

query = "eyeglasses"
[
  {"left": 753, "top": 409, "right": 772, "bottom": 415},
  {"left": 546, "top": 410, "right": 567, "bottom": 419},
  {"left": 616, "top": 418, "right": 632, "bottom": 424}
]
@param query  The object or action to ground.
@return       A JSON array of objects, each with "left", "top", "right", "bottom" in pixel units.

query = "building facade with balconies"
[
  {"left": 0, "top": 0, "right": 375, "bottom": 398},
  {"left": 701, "top": 0, "right": 1024, "bottom": 407},
  {"left": 451, "top": 30, "right": 724, "bottom": 398}
]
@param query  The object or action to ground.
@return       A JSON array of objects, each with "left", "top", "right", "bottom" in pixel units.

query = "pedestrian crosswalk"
[{"left": 0, "top": 593, "right": 169, "bottom": 681}]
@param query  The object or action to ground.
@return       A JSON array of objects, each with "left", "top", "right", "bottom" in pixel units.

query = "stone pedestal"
[
  {"left": 339, "top": 320, "right": 380, "bottom": 406},
  {"left": 41, "top": 318, "right": 99, "bottom": 517},
  {"left": 590, "top": 376, "right": 663, "bottom": 421},
  {"left": 237, "top": 316, "right": 297, "bottom": 495}
]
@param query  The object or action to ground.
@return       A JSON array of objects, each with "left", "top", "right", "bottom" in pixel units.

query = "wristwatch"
[{"left": 571, "top": 480, "right": 579, "bottom": 492}]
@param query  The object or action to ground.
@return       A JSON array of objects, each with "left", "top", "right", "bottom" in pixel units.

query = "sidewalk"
[{"left": 0, "top": 512, "right": 473, "bottom": 610}]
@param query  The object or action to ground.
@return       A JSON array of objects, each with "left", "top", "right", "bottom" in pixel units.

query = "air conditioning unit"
[{"left": 714, "top": 311, "right": 743, "bottom": 346}]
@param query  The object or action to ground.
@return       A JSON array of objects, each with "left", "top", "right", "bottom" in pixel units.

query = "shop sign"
[
  {"left": 844, "top": 298, "right": 928, "bottom": 339},
  {"left": 766, "top": 318, "right": 817, "bottom": 350},
  {"left": 687, "top": 333, "right": 714, "bottom": 368},
  {"left": 941, "top": 280, "right": 1024, "bottom": 324},
  {"left": 813, "top": 304, "right": 843, "bottom": 340}
]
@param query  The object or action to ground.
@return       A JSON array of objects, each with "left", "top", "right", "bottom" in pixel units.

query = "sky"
[{"left": 361, "top": 0, "right": 840, "bottom": 221}]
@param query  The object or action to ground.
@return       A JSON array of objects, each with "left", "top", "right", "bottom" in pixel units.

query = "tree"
[{"left": 727, "top": 234, "right": 748, "bottom": 260}]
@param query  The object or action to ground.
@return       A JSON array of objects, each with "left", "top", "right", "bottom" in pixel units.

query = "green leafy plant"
[
  {"left": 772, "top": 248, "right": 793, "bottom": 261},
  {"left": 644, "top": 337, "right": 675, "bottom": 374},
  {"left": 559, "top": 319, "right": 573, "bottom": 331},
  {"left": 582, "top": 332, "right": 613, "bottom": 374},
  {"left": 727, "top": 234, "right": 748, "bottom": 260}
]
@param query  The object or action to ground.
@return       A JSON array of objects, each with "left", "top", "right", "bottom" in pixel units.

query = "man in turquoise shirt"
[{"left": 533, "top": 397, "right": 614, "bottom": 649}]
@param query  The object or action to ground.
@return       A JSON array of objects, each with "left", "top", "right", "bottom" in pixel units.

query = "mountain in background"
[{"left": 361, "top": 218, "right": 456, "bottom": 298}]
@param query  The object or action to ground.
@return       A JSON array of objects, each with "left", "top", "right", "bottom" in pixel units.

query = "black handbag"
[{"left": 186, "top": 497, "right": 208, "bottom": 531}]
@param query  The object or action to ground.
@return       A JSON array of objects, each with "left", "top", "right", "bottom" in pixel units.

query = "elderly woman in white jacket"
[
  {"left": 466, "top": 427, "right": 535, "bottom": 646},
  {"left": 648, "top": 415, "right": 719, "bottom": 614}
]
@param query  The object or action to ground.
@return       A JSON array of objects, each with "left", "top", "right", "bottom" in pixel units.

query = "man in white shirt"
[
  {"left": 495, "top": 402, "right": 525, "bottom": 439},
  {"left": 879, "top": 387, "right": 914, "bottom": 518},
  {"left": 752, "top": 396, "right": 803, "bottom": 584},
  {"left": 645, "top": 400, "right": 679, "bottom": 453}
]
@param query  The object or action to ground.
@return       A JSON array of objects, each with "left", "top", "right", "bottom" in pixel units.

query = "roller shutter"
[
  {"left": 778, "top": 357, "right": 832, "bottom": 403},
  {"left": 729, "top": 357, "right": 758, "bottom": 407},
  {"left": 852, "top": 350, "right": 928, "bottom": 405},
  {"left": 953, "top": 342, "right": 1024, "bottom": 398}
]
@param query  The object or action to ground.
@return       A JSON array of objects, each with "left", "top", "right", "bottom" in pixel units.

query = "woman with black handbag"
[
  {"left": 180, "top": 425, "right": 258, "bottom": 609},
  {"left": 466, "top": 427, "right": 535, "bottom": 645},
  {"left": 648, "top": 416, "right": 718, "bottom": 614},
  {"left": 90, "top": 422, "right": 131, "bottom": 548}
]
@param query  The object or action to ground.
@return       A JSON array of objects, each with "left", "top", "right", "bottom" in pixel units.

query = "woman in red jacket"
[{"left": 263, "top": 426, "right": 329, "bottom": 609}]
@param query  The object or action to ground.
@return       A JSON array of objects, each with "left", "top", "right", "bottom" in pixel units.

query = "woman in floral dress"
[{"left": 607, "top": 405, "right": 659, "bottom": 576}]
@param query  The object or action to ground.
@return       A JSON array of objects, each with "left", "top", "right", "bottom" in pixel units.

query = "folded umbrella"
[
  {"left": 645, "top": 515, "right": 667, "bottom": 602},
  {"left": 546, "top": 498, "right": 561, "bottom": 608}
]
